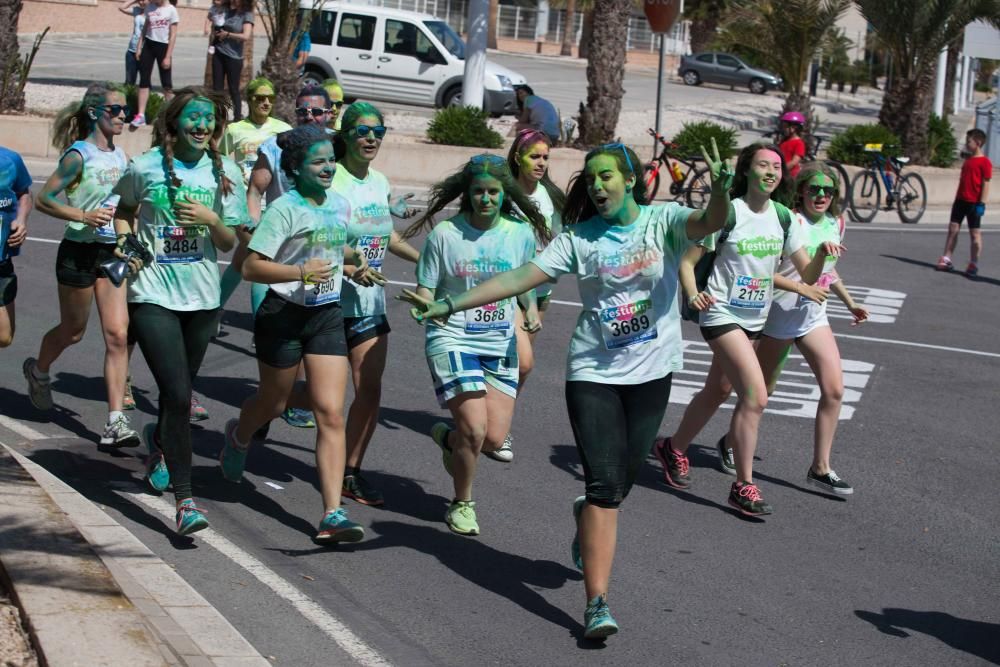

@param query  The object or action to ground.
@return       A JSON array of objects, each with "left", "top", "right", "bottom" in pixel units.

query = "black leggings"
[
  {"left": 129, "top": 302, "right": 217, "bottom": 502},
  {"left": 138, "top": 40, "right": 173, "bottom": 90},
  {"left": 565, "top": 374, "right": 673, "bottom": 508},
  {"left": 212, "top": 51, "right": 243, "bottom": 121}
]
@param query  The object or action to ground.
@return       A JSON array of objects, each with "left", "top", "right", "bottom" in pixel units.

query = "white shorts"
[
  {"left": 762, "top": 293, "right": 829, "bottom": 340},
  {"left": 428, "top": 350, "right": 519, "bottom": 407}
]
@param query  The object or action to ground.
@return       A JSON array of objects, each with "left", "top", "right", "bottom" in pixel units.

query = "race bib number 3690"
[
  {"left": 729, "top": 275, "right": 771, "bottom": 309},
  {"left": 599, "top": 299, "right": 657, "bottom": 350},
  {"left": 155, "top": 226, "right": 205, "bottom": 264}
]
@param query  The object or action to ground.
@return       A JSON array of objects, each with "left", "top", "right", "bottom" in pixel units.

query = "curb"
[{"left": 0, "top": 442, "right": 270, "bottom": 667}]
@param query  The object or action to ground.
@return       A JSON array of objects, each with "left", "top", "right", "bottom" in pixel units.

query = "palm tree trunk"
[
  {"left": 488, "top": 0, "right": 499, "bottom": 50},
  {"left": 575, "top": 0, "right": 629, "bottom": 145},
  {"left": 578, "top": 9, "right": 593, "bottom": 60},
  {"left": 0, "top": 0, "right": 25, "bottom": 112},
  {"left": 560, "top": 0, "right": 576, "bottom": 57},
  {"left": 943, "top": 40, "right": 959, "bottom": 119},
  {"left": 879, "top": 63, "right": 936, "bottom": 164}
]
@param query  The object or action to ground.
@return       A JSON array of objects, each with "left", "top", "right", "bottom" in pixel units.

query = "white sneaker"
[
  {"left": 130, "top": 113, "right": 146, "bottom": 127},
  {"left": 100, "top": 414, "right": 140, "bottom": 448},
  {"left": 484, "top": 433, "right": 514, "bottom": 463}
]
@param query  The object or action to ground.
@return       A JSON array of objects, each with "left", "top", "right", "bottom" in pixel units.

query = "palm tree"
[
  {"left": 0, "top": 0, "right": 25, "bottom": 111},
  {"left": 575, "top": 0, "right": 631, "bottom": 145},
  {"left": 560, "top": 0, "right": 578, "bottom": 56},
  {"left": 685, "top": 0, "right": 730, "bottom": 53},
  {"left": 488, "top": 0, "right": 499, "bottom": 50},
  {"left": 258, "top": 0, "right": 322, "bottom": 123},
  {"left": 857, "top": 0, "right": 1000, "bottom": 164}
]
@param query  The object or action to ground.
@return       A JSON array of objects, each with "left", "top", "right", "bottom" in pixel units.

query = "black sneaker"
[
  {"left": 806, "top": 468, "right": 853, "bottom": 495},
  {"left": 728, "top": 482, "right": 772, "bottom": 516},
  {"left": 342, "top": 473, "right": 385, "bottom": 506},
  {"left": 716, "top": 435, "right": 736, "bottom": 476},
  {"left": 653, "top": 437, "right": 691, "bottom": 489}
]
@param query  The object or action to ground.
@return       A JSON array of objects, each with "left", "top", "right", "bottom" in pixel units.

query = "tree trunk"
[
  {"left": 560, "top": 0, "right": 576, "bottom": 57},
  {"left": 943, "top": 40, "right": 959, "bottom": 119},
  {"left": 0, "top": 0, "right": 25, "bottom": 112},
  {"left": 689, "top": 15, "right": 717, "bottom": 54},
  {"left": 879, "top": 62, "right": 936, "bottom": 165},
  {"left": 487, "top": 0, "right": 499, "bottom": 50},
  {"left": 578, "top": 10, "right": 593, "bottom": 60},
  {"left": 575, "top": 0, "right": 629, "bottom": 146},
  {"left": 261, "top": 40, "right": 300, "bottom": 125}
]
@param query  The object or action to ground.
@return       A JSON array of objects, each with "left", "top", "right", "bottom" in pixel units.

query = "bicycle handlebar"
[{"left": 647, "top": 128, "right": 678, "bottom": 150}]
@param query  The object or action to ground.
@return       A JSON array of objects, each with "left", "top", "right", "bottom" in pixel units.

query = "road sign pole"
[{"left": 654, "top": 32, "right": 666, "bottom": 156}]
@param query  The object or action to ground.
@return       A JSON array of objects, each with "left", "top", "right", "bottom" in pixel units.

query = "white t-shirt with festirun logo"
[{"left": 143, "top": 3, "right": 179, "bottom": 44}]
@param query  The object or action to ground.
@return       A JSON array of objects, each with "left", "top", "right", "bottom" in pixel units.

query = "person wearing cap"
[{"left": 514, "top": 85, "right": 560, "bottom": 146}]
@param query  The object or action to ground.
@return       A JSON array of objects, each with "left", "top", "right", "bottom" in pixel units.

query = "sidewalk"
[{"left": 0, "top": 442, "right": 270, "bottom": 667}]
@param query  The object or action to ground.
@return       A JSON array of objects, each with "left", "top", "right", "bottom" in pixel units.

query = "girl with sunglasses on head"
[
  {"left": 220, "top": 125, "right": 377, "bottom": 545},
  {"left": 329, "top": 102, "right": 420, "bottom": 507},
  {"left": 400, "top": 154, "right": 548, "bottom": 537},
  {"left": 400, "top": 141, "right": 733, "bottom": 639},
  {"left": 656, "top": 144, "right": 843, "bottom": 517},
  {"left": 492, "top": 128, "right": 567, "bottom": 463},
  {"left": 111, "top": 87, "right": 247, "bottom": 536},
  {"left": 26, "top": 82, "right": 139, "bottom": 448}
]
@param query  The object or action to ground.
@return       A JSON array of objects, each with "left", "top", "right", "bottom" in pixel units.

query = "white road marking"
[
  {"left": 264, "top": 481, "right": 284, "bottom": 490},
  {"left": 123, "top": 491, "right": 393, "bottom": 667},
  {"left": 0, "top": 415, "right": 47, "bottom": 440},
  {"left": 833, "top": 333, "right": 1000, "bottom": 359},
  {"left": 828, "top": 286, "right": 907, "bottom": 324}
]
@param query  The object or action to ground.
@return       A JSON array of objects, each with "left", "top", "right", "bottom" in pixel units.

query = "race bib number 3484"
[
  {"left": 155, "top": 226, "right": 205, "bottom": 264},
  {"left": 600, "top": 299, "right": 657, "bottom": 350}
]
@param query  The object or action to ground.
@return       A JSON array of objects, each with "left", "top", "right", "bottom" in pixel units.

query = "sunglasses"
[
  {"left": 805, "top": 184, "right": 834, "bottom": 198},
  {"left": 295, "top": 106, "right": 330, "bottom": 118},
  {"left": 351, "top": 125, "right": 387, "bottom": 139},
  {"left": 251, "top": 94, "right": 275, "bottom": 103},
  {"left": 586, "top": 142, "right": 634, "bottom": 176},
  {"left": 331, "top": 100, "right": 344, "bottom": 109},
  {"left": 469, "top": 154, "right": 506, "bottom": 166},
  {"left": 99, "top": 104, "right": 132, "bottom": 118}
]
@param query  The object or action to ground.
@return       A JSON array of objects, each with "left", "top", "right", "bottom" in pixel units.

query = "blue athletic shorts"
[{"left": 427, "top": 350, "right": 518, "bottom": 407}]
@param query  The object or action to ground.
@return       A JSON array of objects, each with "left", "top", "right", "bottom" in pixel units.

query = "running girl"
[
  {"left": 656, "top": 143, "right": 843, "bottom": 517},
  {"left": 494, "top": 128, "right": 567, "bottom": 462},
  {"left": 26, "top": 83, "right": 138, "bottom": 448},
  {"left": 400, "top": 154, "right": 547, "bottom": 537},
  {"left": 112, "top": 87, "right": 246, "bottom": 535},
  {"left": 220, "top": 125, "right": 377, "bottom": 545},
  {"left": 0, "top": 146, "right": 31, "bottom": 347},
  {"left": 330, "top": 102, "right": 420, "bottom": 507},
  {"left": 399, "top": 141, "right": 733, "bottom": 639}
]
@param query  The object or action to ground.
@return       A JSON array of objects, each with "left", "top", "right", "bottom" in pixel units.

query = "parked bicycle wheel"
[
  {"left": 644, "top": 163, "right": 661, "bottom": 201},
  {"left": 896, "top": 172, "right": 927, "bottom": 224},
  {"left": 685, "top": 166, "right": 713, "bottom": 208},
  {"left": 849, "top": 170, "right": 881, "bottom": 223},
  {"left": 825, "top": 160, "right": 852, "bottom": 214}
]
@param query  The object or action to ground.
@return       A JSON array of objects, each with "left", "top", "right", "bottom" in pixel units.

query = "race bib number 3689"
[{"left": 599, "top": 299, "right": 657, "bottom": 350}]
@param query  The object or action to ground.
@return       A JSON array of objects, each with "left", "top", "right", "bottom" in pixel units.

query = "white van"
[{"left": 298, "top": 1, "right": 528, "bottom": 115}]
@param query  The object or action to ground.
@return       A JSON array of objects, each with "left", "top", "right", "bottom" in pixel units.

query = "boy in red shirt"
[
  {"left": 778, "top": 111, "right": 807, "bottom": 179},
  {"left": 938, "top": 129, "right": 992, "bottom": 277}
]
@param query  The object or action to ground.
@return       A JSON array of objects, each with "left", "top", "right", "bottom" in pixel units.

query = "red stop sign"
[{"left": 644, "top": 0, "right": 681, "bottom": 33}]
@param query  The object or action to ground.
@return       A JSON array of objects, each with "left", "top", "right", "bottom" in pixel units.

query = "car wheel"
[
  {"left": 442, "top": 86, "right": 462, "bottom": 108},
  {"left": 299, "top": 68, "right": 325, "bottom": 89},
  {"left": 682, "top": 70, "right": 700, "bottom": 86},
  {"left": 749, "top": 78, "right": 766, "bottom": 95}
]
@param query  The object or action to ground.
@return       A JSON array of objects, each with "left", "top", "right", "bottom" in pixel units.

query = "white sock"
[
  {"left": 31, "top": 364, "right": 49, "bottom": 381},
  {"left": 108, "top": 410, "right": 124, "bottom": 424}
]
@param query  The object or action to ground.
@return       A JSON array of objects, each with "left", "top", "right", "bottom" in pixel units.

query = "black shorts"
[
  {"left": 55, "top": 239, "right": 118, "bottom": 288},
  {"left": 254, "top": 291, "right": 347, "bottom": 368},
  {"left": 950, "top": 200, "right": 982, "bottom": 229},
  {"left": 517, "top": 293, "right": 552, "bottom": 312},
  {"left": 343, "top": 314, "right": 391, "bottom": 350},
  {"left": 700, "top": 322, "right": 762, "bottom": 341},
  {"left": 139, "top": 40, "right": 173, "bottom": 90},
  {"left": 0, "top": 260, "right": 16, "bottom": 306}
]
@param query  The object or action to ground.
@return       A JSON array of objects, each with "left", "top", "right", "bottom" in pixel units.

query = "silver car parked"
[{"left": 678, "top": 52, "right": 783, "bottom": 95}]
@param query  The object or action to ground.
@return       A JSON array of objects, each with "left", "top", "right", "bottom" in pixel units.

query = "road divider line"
[
  {"left": 123, "top": 491, "right": 393, "bottom": 667},
  {"left": 0, "top": 415, "right": 47, "bottom": 440}
]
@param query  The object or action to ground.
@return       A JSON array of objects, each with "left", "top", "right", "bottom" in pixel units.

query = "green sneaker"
[
  {"left": 219, "top": 418, "right": 249, "bottom": 483},
  {"left": 445, "top": 500, "right": 479, "bottom": 536},
  {"left": 717, "top": 434, "right": 736, "bottom": 476},
  {"left": 175, "top": 499, "right": 209, "bottom": 536},
  {"left": 143, "top": 423, "right": 170, "bottom": 492},
  {"left": 571, "top": 496, "right": 585, "bottom": 570},
  {"left": 584, "top": 594, "right": 619, "bottom": 640},
  {"left": 430, "top": 422, "right": 454, "bottom": 476},
  {"left": 313, "top": 507, "right": 365, "bottom": 544}
]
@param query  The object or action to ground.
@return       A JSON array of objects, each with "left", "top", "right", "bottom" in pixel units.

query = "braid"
[
  {"left": 161, "top": 139, "right": 181, "bottom": 211},
  {"left": 207, "top": 143, "right": 234, "bottom": 198}
]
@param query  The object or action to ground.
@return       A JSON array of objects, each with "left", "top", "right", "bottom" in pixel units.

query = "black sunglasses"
[
  {"left": 351, "top": 125, "right": 387, "bottom": 139},
  {"left": 99, "top": 104, "right": 132, "bottom": 118},
  {"left": 295, "top": 106, "right": 330, "bottom": 118},
  {"left": 251, "top": 94, "right": 275, "bottom": 103},
  {"left": 331, "top": 100, "right": 345, "bottom": 109},
  {"left": 806, "top": 184, "right": 834, "bottom": 198}
]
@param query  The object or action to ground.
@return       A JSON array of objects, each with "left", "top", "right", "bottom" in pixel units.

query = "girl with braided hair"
[
  {"left": 27, "top": 82, "right": 138, "bottom": 448},
  {"left": 112, "top": 86, "right": 247, "bottom": 536}
]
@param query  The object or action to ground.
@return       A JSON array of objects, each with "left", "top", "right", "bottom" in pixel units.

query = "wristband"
[
  {"left": 443, "top": 295, "right": 456, "bottom": 315},
  {"left": 687, "top": 295, "right": 699, "bottom": 307}
]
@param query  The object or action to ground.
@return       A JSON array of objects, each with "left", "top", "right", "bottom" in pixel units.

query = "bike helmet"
[{"left": 780, "top": 111, "right": 806, "bottom": 125}]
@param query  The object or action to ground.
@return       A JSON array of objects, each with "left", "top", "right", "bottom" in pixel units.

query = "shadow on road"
[
  {"left": 881, "top": 254, "right": 1000, "bottom": 286},
  {"left": 0, "top": 386, "right": 100, "bottom": 443},
  {"left": 855, "top": 608, "right": 1000, "bottom": 665}
]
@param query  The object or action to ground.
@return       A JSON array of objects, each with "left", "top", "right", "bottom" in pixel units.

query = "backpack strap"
[
  {"left": 716, "top": 203, "right": 737, "bottom": 247},
  {"left": 774, "top": 201, "right": 792, "bottom": 246}
]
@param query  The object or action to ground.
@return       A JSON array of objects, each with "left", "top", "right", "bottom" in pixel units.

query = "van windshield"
[{"left": 424, "top": 20, "right": 464, "bottom": 60}]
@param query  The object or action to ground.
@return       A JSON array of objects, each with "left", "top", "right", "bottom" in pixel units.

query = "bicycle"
[
  {"left": 847, "top": 143, "right": 927, "bottom": 224},
  {"left": 643, "top": 129, "right": 711, "bottom": 208},
  {"left": 759, "top": 130, "right": 851, "bottom": 208}
]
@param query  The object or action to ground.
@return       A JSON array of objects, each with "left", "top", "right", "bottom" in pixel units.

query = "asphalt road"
[{"left": 1, "top": 168, "right": 998, "bottom": 666}]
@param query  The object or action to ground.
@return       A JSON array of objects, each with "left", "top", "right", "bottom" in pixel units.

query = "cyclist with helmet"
[{"left": 778, "top": 111, "right": 807, "bottom": 179}]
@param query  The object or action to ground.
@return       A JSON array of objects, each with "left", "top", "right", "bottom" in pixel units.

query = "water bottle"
[
  {"left": 97, "top": 194, "right": 120, "bottom": 241},
  {"left": 669, "top": 160, "right": 685, "bottom": 183}
]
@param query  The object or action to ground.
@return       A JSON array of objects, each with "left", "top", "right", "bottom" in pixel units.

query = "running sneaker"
[
  {"left": 22, "top": 357, "right": 53, "bottom": 411},
  {"left": 728, "top": 481, "right": 773, "bottom": 517},
  {"left": 430, "top": 422, "right": 454, "bottom": 476},
  {"left": 716, "top": 435, "right": 736, "bottom": 476},
  {"left": 654, "top": 437, "right": 691, "bottom": 489},
  {"left": 583, "top": 594, "right": 619, "bottom": 640},
  {"left": 143, "top": 422, "right": 170, "bottom": 492},
  {"left": 130, "top": 113, "right": 146, "bottom": 128},
  {"left": 313, "top": 507, "right": 365, "bottom": 544},
  {"left": 282, "top": 407, "right": 316, "bottom": 428},
  {"left": 189, "top": 395, "right": 210, "bottom": 422},
  {"left": 936, "top": 256, "right": 954, "bottom": 271},
  {"left": 122, "top": 375, "right": 136, "bottom": 411},
  {"left": 806, "top": 468, "right": 854, "bottom": 495},
  {"left": 484, "top": 433, "right": 514, "bottom": 462},
  {"left": 966, "top": 262, "right": 979, "bottom": 278},
  {"left": 219, "top": 418, "right": 249, "bottom": 483},
  {"left": 342, "top": 473, "right": 385, "bottom": 506},
  {"left": 571, "top": 495, "right": 585, "bottom": 570},
  {"left": 100, "top": 413, "right": 140, "bottom": 448},
  {"left": 445, "top": 500, "right": 479, "bottom": 536},
  {"left": 175, "top": 499, "right": 209, "bottom": 536}
]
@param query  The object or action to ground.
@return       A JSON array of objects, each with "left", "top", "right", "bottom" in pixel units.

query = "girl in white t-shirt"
[
  {"left": 658, "top": 143, "right": 843, "bottom": 518},
  {"left": 133, "top": 0, "right": 179, "bottom": 126},
  {"left": 399, "top": 141, "right": 733, "bottom": 640}
]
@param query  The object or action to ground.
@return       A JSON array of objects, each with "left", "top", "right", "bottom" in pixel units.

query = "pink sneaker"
[
  {"left": 190, "top": 394, "right": 209, "bottom": 422},
  {"left": 936, "top": 256, "right": 953, "bottom": 271},
  {"left": 130, "top": 113, "right": 146, "bottom": 128}
]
